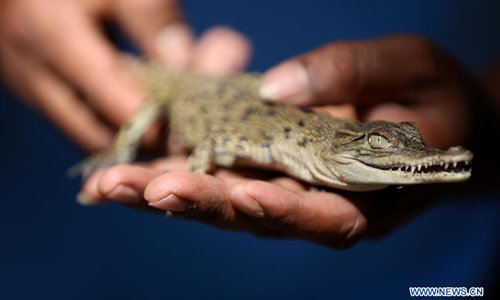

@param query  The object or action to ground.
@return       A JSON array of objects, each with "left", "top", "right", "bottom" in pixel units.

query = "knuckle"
[
  {"left": 270, "top": 212, "right": 297, "bottom": 232},
  {"left": 279, "top": 209, "right": 303, "bottom": 230},
  {"left": 324, "top": 213, "right": 368, "bottom": 249},
  {"left": 269, "top": 199, "right": 298, "bottom": 223},
  {"left": 183, "top": 196, "right": 236, "bottom": 224},
  {"left": 339, "top": 214, "right": 368, "bottom": 248},
  {"left": 245, "top": 181, "right": 301, "bottom": 230},
  {"left": 179, "top": 175, "right": 234, "bottom": 219}
]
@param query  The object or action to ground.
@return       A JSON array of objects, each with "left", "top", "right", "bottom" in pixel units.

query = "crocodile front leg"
[{"left": 70, "top": 102, "right": 162, "bottom": 178}]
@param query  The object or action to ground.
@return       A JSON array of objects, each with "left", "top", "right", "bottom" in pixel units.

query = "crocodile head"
[{"left": 317, "top": 120, "right": 473, "bottom": 191}]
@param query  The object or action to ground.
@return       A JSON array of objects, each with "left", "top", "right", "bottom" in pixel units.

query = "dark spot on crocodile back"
[
  {"left": 298, "top": 138, "right": 308, "bottom": 147},
  {"left": 267, "top": 108, "right": 277, "bottom": 117},
  {"left": 298, "top": 119, "right": 306, "bottom": 127},
  {"left": 241, "top": 106, "right": 259, "bottom": 121},
  {"left": 284, "top": 127, "right": 292, "bottom": 139},
  {"left": 258, "top": 130, "right": 273, "bottom": 142}
]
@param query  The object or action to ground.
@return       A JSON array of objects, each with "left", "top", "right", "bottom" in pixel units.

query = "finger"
[
  {"left": 78, "top": 164, "right": 160, "bottom": 206},
  {"left": 26, "top": 3, "right": 144, "bottom": 125},
  {"left": 144, "top": 171, "right": 270, "bottom": 232},
  {"left": 0, "top": 42, "right": 113, "bottom": 151},
  {"left": 113, "top": 0, "right": 194, "bottom": 69},
  {"left": 144, "top": 171, "right": 242, "bottom": 216},
  {"left": 77, "top": 155, "right": 187, "bottom": 206},
  {"left": 142, "top": 165, "right": 366, "bottom": 247},
  {"left": 97, "top": 165, "right": 160, "bottom": 204},
  {"left": 83, "top": 162, "right": 272, "bottom": 233},
  {"left": 233, "top": 181, "right": 368, "bottom": 248},
  {"left": 146, "top": 172, "right": 287, "bottom": 230},
  {"left": 192, "top": 26, "right": 252, "bottom": 75},
  {"left": 259, "top": 35, "right": 445, "bottom": 106},
  {"left": 78, "top": 169, "right": 105, "bottom": 205}
]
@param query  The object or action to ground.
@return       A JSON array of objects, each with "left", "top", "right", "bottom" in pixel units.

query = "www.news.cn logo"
[{"left": 409, "top": 286, "right": 484, "bottom": 297}]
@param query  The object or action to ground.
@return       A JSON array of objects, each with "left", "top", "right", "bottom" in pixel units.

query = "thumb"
[
  {"left": 259, "top": 35, "right": 444, "bottom": 106},
  {"left": 113, "top": 0, "right": 194, "bottom": 69}
]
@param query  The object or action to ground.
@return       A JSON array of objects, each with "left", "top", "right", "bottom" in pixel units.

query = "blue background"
[{"left": 1, "top": 0, "right": 499, "bottom": 299}]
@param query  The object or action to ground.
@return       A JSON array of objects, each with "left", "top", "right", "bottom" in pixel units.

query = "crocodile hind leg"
[
  {"left": 187, "top": 134, "right": 243, "bottom": 173},
  {"left": 69, "top": 102, "right": 163, "bottom": 178},
  {"left": 188, "top": 139, "right": 215, "bottom": 173}
]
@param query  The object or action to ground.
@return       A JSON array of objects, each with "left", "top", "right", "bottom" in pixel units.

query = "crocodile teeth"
[{"left": 385, "top": 159, "right": 471, "bottom": 175}]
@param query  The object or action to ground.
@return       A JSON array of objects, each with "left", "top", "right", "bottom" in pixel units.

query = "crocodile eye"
[{"left": 368, "top": 134, "right": 390, "bottom": 149}]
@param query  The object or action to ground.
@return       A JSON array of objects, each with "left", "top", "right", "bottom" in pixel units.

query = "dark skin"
[
  {"left": 1, "top": 1, "right": 497, "bottom": 249},
  {"left": 79, "top": 35, "right": 499, "bottom": 248}
]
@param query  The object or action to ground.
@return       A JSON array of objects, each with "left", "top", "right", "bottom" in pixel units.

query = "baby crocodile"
[{"left": 76, "top": 62, "right": 473, "bottom": 191}]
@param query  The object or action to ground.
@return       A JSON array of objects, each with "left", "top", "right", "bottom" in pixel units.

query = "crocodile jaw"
[{"left": 331, "top": 146, "right": 473, "bottom": 189}]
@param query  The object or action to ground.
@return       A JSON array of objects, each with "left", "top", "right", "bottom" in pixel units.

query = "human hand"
[
  {"left": 78, "top": 35, "right": 481, "bottom": 248},
  {"left": 0, "top": 0, "right": 250, "bottom": 151},
  {"left": 259, "top": 35, "right": 474, "bottom": 149},
  {"left": 80, "top": 155, "right": 383, "bottom": 248}
]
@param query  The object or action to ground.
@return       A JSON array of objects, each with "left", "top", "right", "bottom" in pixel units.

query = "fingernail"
[
  {"left": 154, "top": 24, "right": 193, "bottom": 69},
  {"left": 148, "top": 194, "right": 189, "bottom": 213},
  {"left": 76, "top": 192, "right": 98, "bottom": 206},
  {"left": 237, "top": 195, "right": 265, "bottom": 218},
  {"left": 259, "top": 61, "right": 310, "bottom": 101},
  {"left": 107, "top": 185, "right": 141, "bottom": 203}
]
